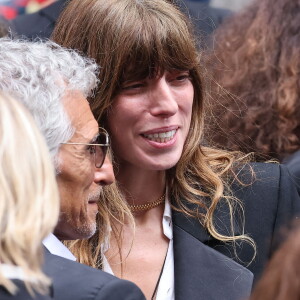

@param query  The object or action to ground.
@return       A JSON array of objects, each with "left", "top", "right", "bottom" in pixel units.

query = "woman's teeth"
[{"left": 142, "top": 130, "right": 176, "bottom": 143}]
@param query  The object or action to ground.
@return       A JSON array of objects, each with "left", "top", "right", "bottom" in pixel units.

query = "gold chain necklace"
[{"left": 129, "top": 193, "right": 166, "bottom": 212}]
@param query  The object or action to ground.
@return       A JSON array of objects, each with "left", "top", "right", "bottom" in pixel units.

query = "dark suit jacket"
[
  {"left": 43, "top": 250, "right": 146, "bottom": 300},
  {"left": 172, "top": 162, "right": 300, "bottom": 300},
  {"left": 9, "top": 0, "right": 69, "bottom": 40},
  {"left": 0, "top": 279, "right": 51, "bottom": 300}
]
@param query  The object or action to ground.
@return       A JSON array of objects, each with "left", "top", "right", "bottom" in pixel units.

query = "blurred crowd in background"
[
  {"left": 0, "top": 0, "right": 56, "bottom": 19},
  {"left": 0, "top": 0, "right": 252, "bottom": 20}
]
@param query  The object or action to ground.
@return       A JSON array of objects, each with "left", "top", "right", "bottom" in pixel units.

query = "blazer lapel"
[{"left": 173, "top": 216, "right": 253, "bottom": 300}]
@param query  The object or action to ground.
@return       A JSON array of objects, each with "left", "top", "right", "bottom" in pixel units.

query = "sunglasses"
[{"left": 61, "top": 127, "right": 110, "bottom": 168}]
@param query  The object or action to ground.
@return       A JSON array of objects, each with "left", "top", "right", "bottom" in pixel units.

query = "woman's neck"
[{"left": 116, "top": 164, "right": 166, "bottom": 206}]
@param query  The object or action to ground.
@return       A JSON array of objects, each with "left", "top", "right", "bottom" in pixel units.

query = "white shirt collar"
[
  {"left": 157, "top": 194, "right": 174, "bottom": 300},
  {"left": 162, "top": 191, "right": 173, "bottom": 240},
  {"left": 43, "top": 233, "right": 76, "bottom": 261}
]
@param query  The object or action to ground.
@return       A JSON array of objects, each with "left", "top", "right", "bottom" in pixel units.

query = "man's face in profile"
[{"left": 54, "top": 90, "right": 114, "bottom": 240}]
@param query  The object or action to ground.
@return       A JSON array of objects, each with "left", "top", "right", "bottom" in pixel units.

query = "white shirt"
[
  {"left": 155, "top": 196, "right": 175, "bottom": 300},
  {"left": 43, "top": 233, "right": 76, "bottom": 261},
  {"left": 103, "top": 196, "right": 175, "bottom": 300}
]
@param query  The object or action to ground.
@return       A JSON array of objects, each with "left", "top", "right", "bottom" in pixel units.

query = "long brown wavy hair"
[
  {"left": 52, "top": 0, "right": 255, "bottom": 268},
  {"left": 205, "top": 0, "right": 300, "bottom": 161}
]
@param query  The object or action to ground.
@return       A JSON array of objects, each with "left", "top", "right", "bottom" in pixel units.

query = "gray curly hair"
[{"left": 0, "top": 38, "right": 99, "bottom": 163}]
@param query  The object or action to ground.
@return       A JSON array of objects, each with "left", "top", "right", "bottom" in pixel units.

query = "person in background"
[
  {"left": 250, "top": 222, "right": 300, "bottom": 300},
  {"left": 176, "top": 0, "right": 231, "bottom": 45},
  {"left": 0, "top": 92, "right": 59, "bottom": 300},
  {"left": 9, "top": 0, "right": 230, "bottom": 42},
  {"left": 0, "top": 38, "right": 145, "bottom": 300},
  {"left": 9, "top": 0, "right": 68, "bottom": 39},
  {"left": 0, "top": 0, "right": 54, "bottom": 20},
  {"left": 204, "top": 0, "right": 300, "bottom": 164},
  {"left": 52, "top": 1, "right": 300, "bottom": 299}
]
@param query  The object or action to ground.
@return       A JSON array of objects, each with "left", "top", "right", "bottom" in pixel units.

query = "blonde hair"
[
  {"left": 0, "top": 93, "right": 60, "bottom": 295},
  {"left": 52, "top": 0, "right": 255, "bottom": 267}
]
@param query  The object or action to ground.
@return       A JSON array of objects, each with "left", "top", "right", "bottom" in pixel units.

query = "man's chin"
[{"left": 53, "top": 220, "right": 97, "bottom": 240}]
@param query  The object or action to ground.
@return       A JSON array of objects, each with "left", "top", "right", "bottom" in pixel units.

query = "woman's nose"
[{"left": 149, "top": 78, "right": 178, "bottom": 117}]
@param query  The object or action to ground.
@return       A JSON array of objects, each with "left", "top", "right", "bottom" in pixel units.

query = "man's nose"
[{"left": 94, "top": 156, "right": 115, "bottom": 186}]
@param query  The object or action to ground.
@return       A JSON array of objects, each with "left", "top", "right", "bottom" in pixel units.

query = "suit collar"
[
  {"left": 173, "top": 224, "right": 253, "bottom": 300},
  {"left": 172, "top": 197, "right": 252, "bottom": 300},
  {"left": 172, "top": 208, "right": 210, "bottom": 242},
  {"left": 172, "top": 195, "right": 244, "bottom": 242},
  {"left": 43, "top": 233, "right": 76, "bottom": 261}
]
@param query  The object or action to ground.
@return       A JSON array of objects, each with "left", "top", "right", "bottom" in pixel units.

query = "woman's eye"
[
  {"left": 176, "top": 74, "right": 190, "bottom": 81},
  {"left": 168, "top": 70, "right": 191, "bottom": 83}
]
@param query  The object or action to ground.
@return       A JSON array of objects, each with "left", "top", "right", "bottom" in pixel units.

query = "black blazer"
[
  {"left": 172, "top": 162, "right": 300, "bottom": 300},
  {"left": 43, "top": 250, "right": 145, "bottom": 300},
  {"left": 0, "top": 279, "right": 51, "bottom": 300}
]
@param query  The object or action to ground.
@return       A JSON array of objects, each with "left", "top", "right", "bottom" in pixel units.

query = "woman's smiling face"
[{"left": 107, "top": 69, "right": 194, "bottom": 171}]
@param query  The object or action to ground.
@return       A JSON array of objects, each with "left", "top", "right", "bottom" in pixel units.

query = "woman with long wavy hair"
[{"left": 52, "top": 1, "right": 300, "bottom": 299}]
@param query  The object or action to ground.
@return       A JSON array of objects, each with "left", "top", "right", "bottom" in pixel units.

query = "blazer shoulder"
[
  {"left": 44, "top": 252, "right": 118, "bottom": 284},
  {"left": 231, "top": 162, "right": 300, "bottom": 214},
  {"left": 231, "top": 162, "right": 294, "bottom": 194},
  {"left": 44, "top": 252, "right": 145, "bottom": 300},
  {"left": 0, "top": 279, "right": 51, "bottom": 300},
  {"left": 233, "top": 161, "right": 279, "bottom": 181}
]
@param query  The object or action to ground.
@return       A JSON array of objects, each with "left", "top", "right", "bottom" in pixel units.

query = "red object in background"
[
  {"left": 0, "top": 6, "right": 18, "bottom": 19},
  {"left": 14, "top": 0, "right": 29, "bottom": 6},
  {"left": 0, "top": 0, "right": 55, "bottom": 20}
]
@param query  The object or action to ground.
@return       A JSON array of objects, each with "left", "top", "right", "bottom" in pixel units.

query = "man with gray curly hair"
[{"left": 0, "top": 38, "right": 145, "bottom": 300}]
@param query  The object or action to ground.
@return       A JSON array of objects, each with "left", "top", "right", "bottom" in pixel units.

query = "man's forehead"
[
  {"left": 62, "top": 90, "right": 98, "bottom": 140},
  {"left": 63, "top": 90, "right": 89, "bottom": 118}
]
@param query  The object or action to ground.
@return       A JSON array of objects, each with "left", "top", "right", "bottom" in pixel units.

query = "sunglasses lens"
[
  {"left": 94, "top": 130, "right": 109, "bottom": 168},
  {"left": 94, "top": 146, "right": 103, "bottom": 168},
  {"left": 97, "top": 132, "right": 109, "bottom": 144}
]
